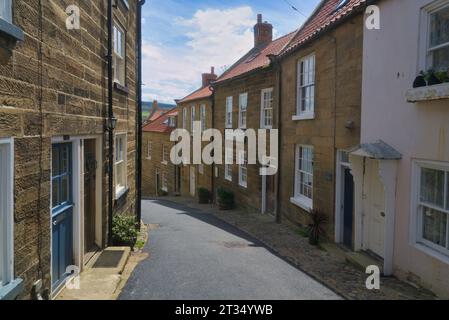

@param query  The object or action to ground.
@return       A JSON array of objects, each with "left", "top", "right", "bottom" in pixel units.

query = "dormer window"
[{"left": 335, "top": 0, "right": 349, "bottom": 11}]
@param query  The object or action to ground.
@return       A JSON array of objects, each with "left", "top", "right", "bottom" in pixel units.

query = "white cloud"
[{"left": 142, "top": 6, "right": 255, "bottom": 104}]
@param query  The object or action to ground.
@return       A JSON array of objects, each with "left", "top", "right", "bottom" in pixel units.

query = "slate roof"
[{"left": 143, "top": 108, "right": 178, "bottom": 133}]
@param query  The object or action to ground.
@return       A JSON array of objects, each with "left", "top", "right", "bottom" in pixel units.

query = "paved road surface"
[{"left": 119, "top": 200, "right": 340, "bottom": 300}]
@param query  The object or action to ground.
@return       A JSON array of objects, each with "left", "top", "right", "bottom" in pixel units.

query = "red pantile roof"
[
  {"left": 280, "top": 0, "right": 367, "bottom": 56},
  {"left": 143, "top": 108, "right": 178, "bottom": 133},
  {"left": 178, "top": 85, "right": 213, "bottom": 104},
  {"left": 148, "top": 110, "right": 166, "bottom": 122},
  {"left": 214, "top": 31, "right": 296, "bottom": 83}
]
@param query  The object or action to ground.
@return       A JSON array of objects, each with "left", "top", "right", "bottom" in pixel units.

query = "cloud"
[{"left": 142, "top": 6, "right": 255, "bottom": 104}]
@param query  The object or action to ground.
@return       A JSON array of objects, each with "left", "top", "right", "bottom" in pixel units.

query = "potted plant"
[
  {"left": 198, "top": 187, "right": 211, "bottom": 204},
  {"left": 307, "top": 209, "right": 328, "bottom": 246},
  {"left": 217, "top": 187, "right": 234, "bottom": 210},
  {"left": 413, "top": 71, "right": 427, "bottom": 88},
  {"left": 158, "top": 189, "right": 168, "bottom": 196}
]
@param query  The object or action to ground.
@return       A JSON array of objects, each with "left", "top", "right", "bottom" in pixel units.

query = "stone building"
[
  {"left": 176, "top": 68, "right": 216, "bottom": 200},
  {"left": 275, "top": 0, "right": 365, "bottom": 237},
  {"left": 0, "top": 0, "right": 143, "bottom": 299},
  {"left": 142, "top": 109, "right": 178, "bottom": 197},
  {"left": 212, "top": 15, "right": 294, "bottom": 213}
]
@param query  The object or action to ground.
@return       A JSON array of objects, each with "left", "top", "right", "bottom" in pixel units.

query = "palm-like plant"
[{"left": 307, "top": 209, "right": 328, "bottom": 245}]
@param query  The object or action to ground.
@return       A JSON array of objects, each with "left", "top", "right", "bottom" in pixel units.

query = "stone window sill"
[
  {"left": 115, "top": 186, "right": 129, "bottom": 201},
  {"left": 0, "top": 18, "right": 24, "bottom": 42},
  {"left": 114, "top": 82, "right": 129, "bottom": 95},
  {"left": 290, "top": 196, "right": 312, "bottom": 212},
  {"left": 292, "top": 113, "right": 315, "bottom": 121},
  {"left": 406, "top": 83, "right": 449, "bottom": 103},
  {"left": 0, "top": 278, "right": 24, "bottom": 300}
]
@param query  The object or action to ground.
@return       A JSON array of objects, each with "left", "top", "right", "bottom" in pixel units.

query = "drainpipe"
[
  {"left": 136, "top": 0, "right": 146, "bottom": 230},
  {"left": 107, "top": 0, "right": 114, "bottom": 246},
  {"left": 210, "top": 86, "right": 215, "bottom": 203}
]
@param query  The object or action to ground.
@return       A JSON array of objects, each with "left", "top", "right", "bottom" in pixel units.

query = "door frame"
[
  {"left": 50, "top": 135, "right": 103, "bottom": 296},
  {"left": 335, "top": 150, "right": 352, "bottom": 244},
  {"left": 190, "top": 166, "right": 196, "bottom": 197}
]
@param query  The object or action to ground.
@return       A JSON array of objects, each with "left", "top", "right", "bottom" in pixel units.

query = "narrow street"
[{"left": 119, "top": 200, "right": 340, "bottom": 300}]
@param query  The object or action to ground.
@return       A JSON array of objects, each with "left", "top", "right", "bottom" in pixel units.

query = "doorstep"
[
  {"left": 56, "top": 247, "right": 131, "bottom": 300},
  {"left": 345, "top": 251, "right": 384, "bottom": 275}
]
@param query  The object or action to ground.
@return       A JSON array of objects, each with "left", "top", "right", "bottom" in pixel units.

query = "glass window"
[
  {"left": 429, "top": 5, "right": 449, "bottom": 71},
  {"left": 416, "top": 164, "right": 449, "bottom": 255},
  {"left": 183, "top": 108, "right": 187, "bottom": 130},
  {"left": 162, "top": 144, "right": 169, "bottom": 163},
  {"left": 200, "top": 104, "right": 206, "bottom": 131},
  {"left": 293, "top": 145, "right": 314, "bottom": 209},
  {"left": 115, "top": 134, "right": 127, "bottom": 197},
  {"left": 261, "top": 89, "right": 273, "bottom": 128},
  {"left": 0, "top": 0, "right": 12, "bottom": 23},
  {"left": 296, "top": 55, "right": 315, "bottom": 116},
  {"left": 147, "top": 141, "right": 152, "bottom": 159},
  {"left": 162, "top": 172, "right": 168, "bottom": 192},
  {"left": 0, "top": 139, "right": 13, "bottom": 288},
  {"left": 239, "top": 93, "right": 247, "bottom": 129},
  {"left": 226, "top": 96, "right": 233, "bottom": 128},
  {"left": 225, "top": 148, "right": 233, "bottom": 181},
  {"left": 113, "top": 22, "right": 126, "bottom": 85},
  {"left": 238, "top": 150, "right": 248, "bottom": 188},
  {"left": 191, "top": 106, "right": 196, "bottom": 134}
]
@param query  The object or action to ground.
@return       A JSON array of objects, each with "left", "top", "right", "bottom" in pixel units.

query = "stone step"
[{"left": 345, "top": 251, "right": 384, "bottom": 274}]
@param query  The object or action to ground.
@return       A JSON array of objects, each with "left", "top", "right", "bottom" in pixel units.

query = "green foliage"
[
  {"left": 112, "top": 214, "right": 138, "bottom": 247},
  {"left": 198, "top": 187, "right": 211, "bottom": 204},
  {"left": 307, "top": 209, "right": 328, "bottom": 245},
  {"left": 217, "top": 187, "right": 234, "bottom": 210}
]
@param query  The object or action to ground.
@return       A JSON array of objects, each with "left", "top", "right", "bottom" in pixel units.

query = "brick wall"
[
  {"left": 0, "top": 0, "right": 138, "bottom": 298},
  {"left": 278, "top": 14, "right": 363, "bottom": 234}
]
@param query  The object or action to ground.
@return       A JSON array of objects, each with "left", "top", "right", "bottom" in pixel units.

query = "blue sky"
[{"left": 141, "top": 0, "right": 321, "bottom": 104}]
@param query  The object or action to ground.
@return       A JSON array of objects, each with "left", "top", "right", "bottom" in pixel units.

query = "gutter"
[
  {"left": 107, "top": 0, "right": 114, "bottom": 246},
  {"left": 136, "top": 0, "right": 146, "bottom": 230}
]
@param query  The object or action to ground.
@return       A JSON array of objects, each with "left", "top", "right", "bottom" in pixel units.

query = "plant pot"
[
  {"left": 413, "top": 75, "right": 426, "bottom": 88},
  {"left": 198, "top": 195, "right": 209, "bottom": 204},
  {"left": 218, "top": 200, "right": 234, "bottom": 210}
]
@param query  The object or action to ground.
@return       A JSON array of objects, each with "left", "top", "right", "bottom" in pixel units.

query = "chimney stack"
[
  {"left": 152, "top": 100, "right": 159, "bottom": 110},
  {"left": 202, "top": 66, "right": 217, "bottom": 87},
  {"left": 254, "top": 14, "right": 273, "bottom": 47}
]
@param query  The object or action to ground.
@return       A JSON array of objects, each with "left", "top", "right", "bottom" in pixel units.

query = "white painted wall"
[{"left": 361, "top": 0, "right": 449, "bottom": 297}]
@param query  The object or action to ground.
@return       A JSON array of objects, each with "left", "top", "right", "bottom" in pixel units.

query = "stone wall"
[
  {"left": 0, "top": 0, "right": 138, "bottom": 298},
  {"left": 278, "top": 14, "right": 363, "bottom": 234}
]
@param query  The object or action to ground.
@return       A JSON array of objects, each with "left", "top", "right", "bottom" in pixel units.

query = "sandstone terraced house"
[
  {"left": 212, "top": 14, "right": 294, "bottom": 214},
  {"left": 176, "top": 68, "right": 216, "bottom": 200},
  {"left": 0, "top": 0, "right": 144, "bottom": 299},
  {"left": 142, "top": 108, "right": 179, "bottom": 197}
]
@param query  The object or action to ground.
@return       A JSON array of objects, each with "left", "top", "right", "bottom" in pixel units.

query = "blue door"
[{"left": 51, "top": 143, "right": 74, "bottom": 289}]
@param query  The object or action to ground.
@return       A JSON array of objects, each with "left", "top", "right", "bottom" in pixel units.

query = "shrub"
[
  {"left": 307, "top": 209, "right": 328, "bottom": 246},
  {"left": 112, "top": 214, "right": 138, "bottom": 247},
  {"left": 217, "top": 187, "right": 234, "bottom": 210}
]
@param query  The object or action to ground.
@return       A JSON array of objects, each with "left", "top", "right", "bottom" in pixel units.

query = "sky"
[{"left": 141, "top": 0, "right": 321, "bottom": 104}]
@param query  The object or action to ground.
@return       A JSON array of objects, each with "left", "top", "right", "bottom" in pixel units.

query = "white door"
[
  {"left": 190, "top": 167, "right": 196, "bottom": 196},
  {"left": 364, "top": 160, "right": 386, "bottom": 258}
]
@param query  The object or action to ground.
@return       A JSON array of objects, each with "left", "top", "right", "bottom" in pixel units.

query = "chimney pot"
[
  {"left": 254, "top": 14, "right": 273, "bottom": 47},
  {"left": 202, "top": 67, "right": 217, "bottom": 87},
  {"left": 257, "top": 14, "right": 262, "bottom": 23}
]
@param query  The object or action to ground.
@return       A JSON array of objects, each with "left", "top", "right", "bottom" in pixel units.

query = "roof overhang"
[{"left": 349, "top": 140, "right": 402, "bottom": 160}]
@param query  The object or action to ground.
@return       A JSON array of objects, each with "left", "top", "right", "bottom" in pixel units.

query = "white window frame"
[
  {"left": 226, "top": 96, "right": 233, "bottom": 129},
  {"left": 260, "top": 88, "right": 273, "bottom": 129},
  {"left": 115, "top": 134, "right": 128, "bottom": 198},
  {"left": 238, "top": 93, "right": 248, "bottom": 129},
  {"left": 191, "top": 106, "right": 196, "bottom": 135},
  {"left": 411, "top": 160, "right": 449, "bottom": 261},
  {"left": 294, "top": 54, "right": 315, "bottom": 120},
  {"left": 290, "top": 145, "right": 313, "bottom": 211},
  {"left": 161, "top": 172, "right": 168, "bottom": 192},
  {"left": 0, "top": 138, "right": 14, "bottom": 289},
  {"left": 147, "top": 141, "right": 152, "bottom": 160},
  {"left": 200, "top": 104, "right": 206, "bottom": 131},
  {"left": 238, "top": 150, "right": 248, "bottom": 188},
  {"left": 0, "top": 0, "right": 12, "bottom": 23},
  {"left": 225, "top": 147, "right": 233, "bottom": 181},
  {"left": 113, "top": 22, "right": 126, "bottom": 86},
  {"left": 419, "top": 1, "right": 449, "bottom": 73},
  {"left": 182, "top": 108, "right": 187, "bottom": 129},
  {"left": 162, "top": 144, "right": 169, "bottom": 165}
]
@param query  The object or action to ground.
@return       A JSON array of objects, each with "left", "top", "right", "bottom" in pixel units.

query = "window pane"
[
  {"left": 422, "top": 206, "right": 447, "bottom": 248},
  {"left": 432, "top": 46, "right": 449, "bottom": 72},
  {"left": 420, "top": 167, "right": 444, "bottom": 208},
  {"left": 430, "top": 6, "right": 449, "bottom": 48},
  {"left": 0, "top": 0, "right": 12, "bottom": 23},
  {"left": 52, "top": 179, "right": 59, "bottom": 208},
  {"left": 52, "top": 147, "right": 60, "bottom": 177},
  {"left": 61, "top": 175, "right": 69, "bottom": 203},
  {"left": 447, "top": 173, "right": 449, "bottom": 210}
]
